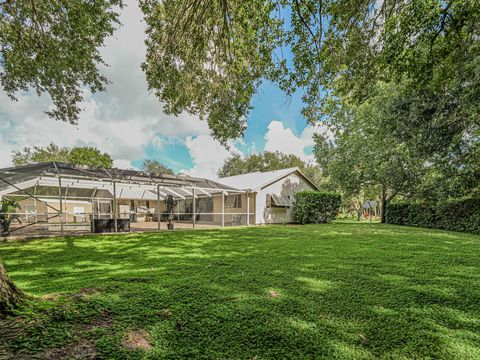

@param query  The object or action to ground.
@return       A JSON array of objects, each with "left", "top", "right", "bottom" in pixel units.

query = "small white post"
[{"left": 246, "top": 192, "right": 250, "bottom": 226}]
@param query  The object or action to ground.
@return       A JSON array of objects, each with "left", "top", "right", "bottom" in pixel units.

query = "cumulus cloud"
[
  {"left": 180, "top": 136, "right": 239, "bottom": 178},
  {"left": 264, "top": 121, "right": 331, "bottom": 163}
]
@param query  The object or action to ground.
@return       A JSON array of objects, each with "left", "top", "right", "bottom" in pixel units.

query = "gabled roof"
[{"left": 216, "top": 167, "right": 319, "bottom": 191}]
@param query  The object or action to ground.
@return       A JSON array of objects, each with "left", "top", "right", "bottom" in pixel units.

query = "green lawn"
[{"left": 1, "top": 222, "right": 480, "bottom": 359}]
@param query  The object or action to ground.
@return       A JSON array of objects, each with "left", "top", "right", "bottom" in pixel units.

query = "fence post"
[{"left": 58, "top": 176, "right": 64, "bottom": 235}]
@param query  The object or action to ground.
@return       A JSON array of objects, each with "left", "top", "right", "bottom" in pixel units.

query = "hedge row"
[
  {"left": 385, "top": 198, "right": 480, "bottom": 234},
  {"left": 294, "top": 191, "right": 342, "bottom": 224}
]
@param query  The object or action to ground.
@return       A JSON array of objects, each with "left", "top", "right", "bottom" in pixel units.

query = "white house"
[{"left": 217, "top": 167, "right": 319, "bottom": 224}]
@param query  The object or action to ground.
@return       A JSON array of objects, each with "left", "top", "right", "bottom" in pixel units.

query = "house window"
[
  {"left": 267, "top": 194, "right": 293, "bottom": 208},
  {"left": 225, "top": 194, "right": 242, "bottom": 208}
]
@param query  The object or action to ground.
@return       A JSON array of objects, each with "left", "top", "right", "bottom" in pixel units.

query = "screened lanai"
[{"left": 0, "top": 162, "right": 255, "bottom": 237}]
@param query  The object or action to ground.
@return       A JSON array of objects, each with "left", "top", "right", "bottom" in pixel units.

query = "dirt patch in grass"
[
  {"left": 38, "top": 339, "right": 97, "bottom": 360},
  {"left": 124, "top": 329, "right": 152, "bottom": 351},
  {"left": 269, "top": 290, "right": 281, "bottom": 298},
  {"left": 71, "top": 288, "right": 102, "bottom": 300},
  {"left": 42, "top": 293, "right": 60, "bottom": 301},
  {"left": 81, "top": 311, "right": 113, "bottom": 331}
]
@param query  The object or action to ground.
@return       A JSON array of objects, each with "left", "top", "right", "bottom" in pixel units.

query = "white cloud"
[
  {"left": 180, "top": 136, "right": 239, "bottom": 178},
  {"left": 113, "top": 159, "right": 137, "bottom": 170},
  {"left": 264, "top": 120, "right": 331, "bottom": 163}
]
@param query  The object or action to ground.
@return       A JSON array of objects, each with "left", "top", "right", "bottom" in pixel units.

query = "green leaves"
[
  {"left": 142, "top": 159, "right": 174, "bottom": 175},
  {"left": 386, "top": 198, "right": 480, "bottom": 234},
  {"left": 293, "top": 191, "right": 341, "bottom": 224},
  {"left": 139, "top": 0, "right": 480, "bottom": 148},
  {"left": 11, "top": 142, "right": 113, "bottom": 168},
  {"left": 141, "top": 0, "right": 283, "bottom": 144},
  {"left": 0, "top": 0, "right": 123, "bottom": 124}
]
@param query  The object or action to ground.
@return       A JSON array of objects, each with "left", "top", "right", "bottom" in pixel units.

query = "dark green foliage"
[
  {"left": 386, "top": 199, "right": 480, "bottom": 234},
  {"left": 12, "top": 143, "right": 113, "bottom": 168},
  {"left": 0, "top": 199, "right": 20, "bottom": 236},
  {"left": 1, "top": 223, "right": 480, "bottom": 358},
  {"left": 142, "top": 159, "right": 174, "bottom": 175},
  {"left": 67, "top": 147, "right": 113, "bottom": 168},
  {"left": 293, "top": 191, "right": 341, "bottom": 224},
  {"left": 140, "top": 0, "right": 281, "bottom": 143},
  {"left": 140, "top": 0, "right": 480, "bottom": 147}
]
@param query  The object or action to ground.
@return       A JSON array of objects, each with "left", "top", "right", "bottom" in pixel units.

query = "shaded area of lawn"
[{"left": 1, "top": 222, "right": 480, "bottom": 359}]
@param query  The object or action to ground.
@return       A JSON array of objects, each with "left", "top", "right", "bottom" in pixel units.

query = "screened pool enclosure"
[{"left": 0, "top": 162, "right": 254, "bottom": 237}]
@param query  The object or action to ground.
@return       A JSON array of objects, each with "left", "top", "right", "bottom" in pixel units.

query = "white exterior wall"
[{"left": 255, "top": 172, "right": 316, "bottom": 224}]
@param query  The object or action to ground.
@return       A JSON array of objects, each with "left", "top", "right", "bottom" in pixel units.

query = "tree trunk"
[
  {"left": 0, "top": 262, "right": 25, "bottom": 316},
  {"left": 381, "top": 186, "right": 387, "bottom": 223}
]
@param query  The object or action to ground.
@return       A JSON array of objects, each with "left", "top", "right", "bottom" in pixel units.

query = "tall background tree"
[
  {"left": 1, "top": 0, "right": 122, "bottom": 315},
  {"left": 314, "top": 83, "right": 426, "bottom": 222},
  {"left": 218, "top": 151, "right": 323, "bottom": 188},
  {"left": 142, "top": 159, "right": 175, "bottom": 175},
  {"left": 11, "top": 143, "right": 113, "bottom": 168}
]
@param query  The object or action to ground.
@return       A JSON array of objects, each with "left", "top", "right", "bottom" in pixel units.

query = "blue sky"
[{"left": 0, "top": 1, "right": 323, "bottom": 178}]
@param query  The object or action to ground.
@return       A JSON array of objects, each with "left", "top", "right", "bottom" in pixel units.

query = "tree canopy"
[
  {"left": 0, "top": 0, "right": 122, "bottom": 124},
  {"left": 11, "top": 143, "right": 113, "bottom": 168},
  {"left": 141, "top": 0, "right": 480, "bottom": 145},
  {"left": 2, "top": 1, "right": 478, "bottom": 149},
  {"left": 314, "top": 79, "right": 480, "bottom": 220},
  {"left": 314, "top": 83, "right": 429, "bottom": 221},
  {"left": 142, "top": 159, "right": 175, "bottom": 175},
  {"left": 218, "top": 151, "right": 322, "bottom": 187}
]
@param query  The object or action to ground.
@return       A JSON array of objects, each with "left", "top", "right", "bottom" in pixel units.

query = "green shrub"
[
  {"left": 386, "top": 198, "right": 480, "bottom": 234},
  {"left": 294, "top": 192, "right": 342, "bottom": 224}
]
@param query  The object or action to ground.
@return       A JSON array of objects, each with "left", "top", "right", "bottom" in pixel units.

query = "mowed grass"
[{"left": 1, "top": 222, "right": 480, "bottom": 359}]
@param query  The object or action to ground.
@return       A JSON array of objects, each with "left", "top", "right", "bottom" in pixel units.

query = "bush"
[
  {"left": 386, "top": 198, "right": 480, "bottom": 234},
  {"left": 294, "top": 192, "right": 342, "bottom": 224}
]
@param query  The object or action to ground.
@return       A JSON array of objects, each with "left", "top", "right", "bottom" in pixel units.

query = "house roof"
[
  {"left": 216, "top": 167, "right": 319, "bottom": 191},
  {"left": 0, "top": 162, "right": 242, "bottom": 200},
  {"left": 0, "top": 162, "right": 237, "bottom": 190}
]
